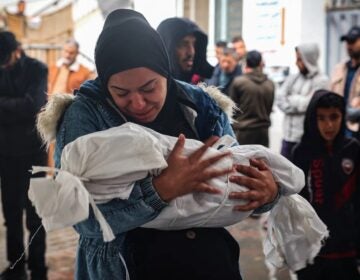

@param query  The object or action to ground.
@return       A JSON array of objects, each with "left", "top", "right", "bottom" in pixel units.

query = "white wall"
[
  {"left": 73, "top": 0, "right": 103, "bottom": 70},
  {"left": 73, "top": 0, "right": 181, "bottom": 68},
  {"left": 300, "top": 0, "right": 326, "bottom": 72},
  {"left": 242, "top": 0, "right": 326, "bottom": 74},
  {"left": 134, "top": 0, "right": 179, "bottom": 29},
  {"left": 72, "top": 0, "right": 181, "bottom": 70}
]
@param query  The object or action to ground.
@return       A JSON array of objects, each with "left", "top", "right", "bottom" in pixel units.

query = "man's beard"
[
  {"left": 63, "top": 58, "right": 74, "bottom": 66},
  {"left": 349, "top": 49, "right": 360, "bottom": 60},
  {"left": 300, "top": 67, "right": 309, "bottom": 76}
]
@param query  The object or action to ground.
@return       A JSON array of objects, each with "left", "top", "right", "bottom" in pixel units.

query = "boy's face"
[{"left": 316, "top": 107, "right": 342, "bottom": 144}]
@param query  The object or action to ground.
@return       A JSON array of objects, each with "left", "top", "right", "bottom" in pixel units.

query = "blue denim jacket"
[
  {"left": 55, "top": 78, "right": 277, "bottom": 279},
  {"left": 54, "top": 78, "right": 240, "bottom": 279}
]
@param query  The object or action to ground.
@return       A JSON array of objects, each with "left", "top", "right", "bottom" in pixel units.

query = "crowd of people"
[{"left": 0, "top": 7, "right": 359, "bottom": 280}]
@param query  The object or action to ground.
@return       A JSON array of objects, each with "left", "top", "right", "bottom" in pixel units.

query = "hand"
[
  {"left": 351, "top": 96, "right": 360, "bottom": 108},
  {"left": 228, "top": 158, "right": 278, "bottom": 211},
  {"left": 153, "top": 134, "right": 233, "bottom": 202}
]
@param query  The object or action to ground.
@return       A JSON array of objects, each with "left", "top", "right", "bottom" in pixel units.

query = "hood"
[
  {"left": 198, "top": 83, "right": 238, "bottom": 122},
  {"left": 246, "top": 70, "right": 268, "bottom": 84},
  {"left": 301, "top": 89, "right": 345, "bottom": 152},
  {"left": 296, "top": 43, "right": 320, "bottom": 76},
  {"left": 157, "top": 17, "right": 214, "bottom": 82},
  {"left": 36, "top": 80, "right": 236, "bottom": 148},
  {"left": 36, "top": 93, "right": 75, "bottom": 148}
]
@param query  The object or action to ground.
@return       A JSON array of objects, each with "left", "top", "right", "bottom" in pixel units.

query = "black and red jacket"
[{"left": 292, "top": 90, "right": 360, "bottom": 259}]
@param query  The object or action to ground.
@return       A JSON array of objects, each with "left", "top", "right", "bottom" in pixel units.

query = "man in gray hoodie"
[{"left": 276, "top": 43, "right": 329, "bottom": 159}]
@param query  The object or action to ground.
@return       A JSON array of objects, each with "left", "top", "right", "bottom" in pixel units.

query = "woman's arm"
[{"left": 55, "top": 99, "right": 169, "bottom": 237}]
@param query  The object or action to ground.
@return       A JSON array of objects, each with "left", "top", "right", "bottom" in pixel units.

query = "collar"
[
  {"left": 56, "top": 58, "right": 81, "bottom": 72},
  {"left": 346, "top": 60, "right": 360, "bottom": 70},
  {"left": 172, "top": 80, "right": 198, "bottom": 112}
]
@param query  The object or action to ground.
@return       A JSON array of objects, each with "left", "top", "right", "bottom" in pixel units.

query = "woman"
[{"left": 38, "top": 9, "right": 279, "bottom": 280}]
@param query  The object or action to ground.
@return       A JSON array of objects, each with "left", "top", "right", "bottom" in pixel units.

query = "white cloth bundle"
[
  {"left": 29, "top": 122, "right": 328, "bottom": 271},
  {"left": 264, "top": 194, "right": 329, "bottom": 271}
]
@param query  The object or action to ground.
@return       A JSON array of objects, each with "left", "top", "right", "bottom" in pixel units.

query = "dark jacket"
[
  {"left": 208, "top": 64, "right": 242, "bottom": 96},
  {"left": 292, "top": 91, "right": 360, "bottom": 258},
  {"left": 0, "top": 54, "right": 47, "bottom": 156},
  {"left": 230, "top": 70, "right": 275, "bottom": 129},
  {"left": 157, "top": 18, "right": 214, "bottom": 83}
]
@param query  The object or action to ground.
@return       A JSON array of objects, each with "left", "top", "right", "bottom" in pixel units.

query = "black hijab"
[{"left": 95, "top": 9, "right": 171, "bottom": 89}]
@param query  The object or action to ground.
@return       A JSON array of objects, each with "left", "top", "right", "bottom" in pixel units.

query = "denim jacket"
[{"left": 54, "top": 78, "right": 239, "bottom": 279}]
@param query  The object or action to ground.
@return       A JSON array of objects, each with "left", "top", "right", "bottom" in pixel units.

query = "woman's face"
[{"left": 107, "top": 67, "right": 167, "bottom": 123}]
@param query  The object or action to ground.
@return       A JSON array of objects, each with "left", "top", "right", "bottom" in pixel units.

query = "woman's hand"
[
  {"left": 229, "top": 158, "right": 279, "bottom": 211},
  {"left": 153, "top": 134, "right": 233, "bottom": 202}
]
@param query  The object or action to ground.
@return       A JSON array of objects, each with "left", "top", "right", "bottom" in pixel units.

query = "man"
[
  {"left": 206, "top": 40, "right": 226, "bottom": 88},
  {"left": 330, "top": 26, "right": 360, "bottom": 137},
  {"left": 229, "top": 50, "right": 275, "bottom": 147},
  {"left": 232, "top": 35, "right": 247, "bottom": 65},
  {"left": 47, "top": 39, "right": 94, "bottom": 169},
  {"left": 215, "top": 40, "right": 227, "bottom": 63},
  {"left": 48, "top": 39, "right": 94, "bottom": 94},
  {"left": 157, "top": 17, "right": 214, "bottom": 84},
  {"left": 208, "top": 47, "right": 242, "bottom": 95},
  {"left": 276, "top": 43, "right": 329, "bottom": 159},
  {"left": 0, "top": 31, "right": 48, "bottom": 280}
]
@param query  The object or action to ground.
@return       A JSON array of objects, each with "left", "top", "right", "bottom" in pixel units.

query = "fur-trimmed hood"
[
  {"left": 36, "top": 84, "right": 236, "bottom": 147},
  {"left": 37, "top": 93, "right": 75, "bottom": 148}
]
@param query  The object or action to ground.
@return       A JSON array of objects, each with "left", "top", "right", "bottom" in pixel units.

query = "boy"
[{"left": 292, "top": 89, "right": 360, "bottom": 280}]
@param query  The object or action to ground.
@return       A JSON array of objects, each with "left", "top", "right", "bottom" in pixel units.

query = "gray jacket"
[{"left": 276, "top": 43, "right": 329, "bottom": 142}]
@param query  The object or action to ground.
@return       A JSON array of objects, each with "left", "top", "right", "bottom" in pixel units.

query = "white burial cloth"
[{"left": 29, "top": 122, "right": 328, "bottom": 271}]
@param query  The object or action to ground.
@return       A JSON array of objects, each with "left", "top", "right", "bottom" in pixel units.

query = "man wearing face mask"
[
  {"left": 0, "top": 31, "right": 48, "bottom": 280},
  {"left": 331, "top": 26, "right": 360, "bottom": 138},
  {"left": 157, "top": 17, "right": 214, "bottom": 84},
  {"left": 276, "top": 43, "right": 329, "bottom": 159},
  {"left": 48, "top": 39, "right": 94, "bottom": 95}
]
